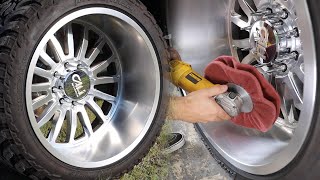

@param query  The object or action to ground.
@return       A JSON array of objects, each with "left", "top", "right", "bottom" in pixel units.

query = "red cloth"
[{"left": 204, "top": 56, "right": 281, "bottom": 132}]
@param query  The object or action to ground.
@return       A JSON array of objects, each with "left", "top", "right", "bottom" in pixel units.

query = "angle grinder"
[{"left": 170, "top": 59, "right": 253, "bottom": 117}]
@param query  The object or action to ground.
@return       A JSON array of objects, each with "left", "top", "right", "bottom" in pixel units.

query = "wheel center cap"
[
  {"left": 250, "top": 21, "right": 278, "bottom": 64},
  {"left": 63, "top": 70, "right": 91, "bottom": 100}
]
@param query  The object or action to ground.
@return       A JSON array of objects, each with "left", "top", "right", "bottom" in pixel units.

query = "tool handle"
[
  {"left": 170, "top": 60, "right": 242, "bottom": 117},
  {"left": 170, "top": 60, "right": 216, "bottom": 92}
]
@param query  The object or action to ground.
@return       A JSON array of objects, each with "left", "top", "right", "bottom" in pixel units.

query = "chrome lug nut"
[
  {"left": 59, "top": 98, "right": 67, "bottom": 104},
  {"left": 280, "top": 9, "right": 289, "bottom": 19},
  {"left": 272, "top": 20, "right": 284, "bottom": 28},
  {"left": 293, "top": 27, "right": 300, "bottom": 37},
  {"left": 64, "top": 62, "right": 77, "bottom": 70},
  {"left": 278, "top": 28, "right": 300, "bottom": 38},
  {"left": 251, "top": 9, "right": 272, "bottom": 16},
  {"left": 72, "top": 101, "right": 83, "bottom": 106},
  {"left": 265, "top": 9, "right": 288, "bottom": 19},
  {"left": 266, "top": 64, "right": 287, "bottom": 73},
  {"left": 59, "top": 97, "right": 72, "bottom": 104},
  {"left": 276, "top": 52, "right": 299, "bottom": 62},
  {"left": 52, "top": 86, "right": 63, "bottom": 93},
  {"left": 54, "top": 72, "right": 65, "bottom": 79},
  {"left": 77, "top": 64, "right": 86, "bottom": 70}
]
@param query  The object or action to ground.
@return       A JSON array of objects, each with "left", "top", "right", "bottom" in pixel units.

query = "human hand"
[{"left": 169, "top": 85, "right": 232, "bottom": 123}]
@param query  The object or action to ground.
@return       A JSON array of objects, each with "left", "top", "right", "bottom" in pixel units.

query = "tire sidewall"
[{"left": 8, "top": 0, "right": 169, "bottom": 179}]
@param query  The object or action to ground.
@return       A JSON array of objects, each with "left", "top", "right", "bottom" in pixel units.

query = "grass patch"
[
  {"left": 38, "top": 101, "right": 171, "bottom": 179},
  {"left": 120, "top": 123, "right": 170, "bottom": 180},
  {"left": 39, "top": 100, "right": 104, "bottom": 142}
]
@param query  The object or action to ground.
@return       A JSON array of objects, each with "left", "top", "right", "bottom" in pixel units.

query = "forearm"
[
  {"left": 168, "top": 96, "right": 186, "bottom": 120},
  {"left": 168, "top": 96, "right": 205, "bottom": 123}
]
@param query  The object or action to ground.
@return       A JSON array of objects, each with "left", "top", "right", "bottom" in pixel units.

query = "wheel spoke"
[
  {"left": 238, "top": 0, "right": 255, "bottom": 18},
  {"left": 253, "top": 0, "right": 269, "bottom": 8},
  {"left": 77, "top": 27, "right": 89, "bottom": 60},
  {"left": 49, "top": 35, "right": 66, "bottom": 62},
  {"left": 241, "top": 52, "right": 256, "bottom": 64},
  {"left": 287, "top": 104, "right": 299, "bottom": 123},
  {"left": 79, "top": 106, "right": 94, "bottom": 137},
  {"left": 32, "top": 82, "right": 51, "bottom": 93},
  {"left": 87, "top": 98, "right": 107, "bottom": 122},
  {"left": 86, "top": 39, "right": 106, "bottom": 66},
  {"left": 231, "top": 12, "right": 250, "bottom": 29},
  {"left": 37, "top": 101, "right": 59, "bottom": 127},
  {"left": 32, "top": 94, "right": 53, "bottom": 110},
  {"left": 34, "top": 67, "right": 52, "bottom": 79},
  {"left": 48, "top": 109, "right": 67, "bottom": 143},
  {"left": 66, "top": 109, "right": 77, "bottom": 142},
  {"left": 276, "top": 72, "right": 303, "bottom": 110},
  {"left": 91, "top": 89, "right": 116, "bottom": 103},
  {"left": 233, "top": 38, "right": 250, "bottom": 50},
  {"left": 93, "top": 76, "right": 119, "bottom": 85},
  {"left": 92, "top": 55, "right": 117, "bottom": 76},
  {"left": 40, "top": 50, "right": 56, "bottom": 68},
  {"left": 284, "top": 72, "right": 303, "bottom": 109},
  {"left": 291, "top": 56, "right": 304, "bottom": 82},
  {"left": 66, "top": 24, "right": 75, "bottom": 58}
]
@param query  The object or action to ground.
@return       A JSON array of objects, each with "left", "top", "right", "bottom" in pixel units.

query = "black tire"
[
  {"left": 0, "top": 0, "right": 169, "bottom": 179},
  {"left": 197, "top": 1, "right": 320, "bottom": 179}
]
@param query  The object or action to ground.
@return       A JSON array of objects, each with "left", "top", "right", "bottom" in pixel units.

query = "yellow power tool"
[{"left": 169, "top": 59, "right": 253, "bottom": 117}]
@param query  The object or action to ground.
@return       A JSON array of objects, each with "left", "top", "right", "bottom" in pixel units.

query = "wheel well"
[{"left": 140, "top": 0, "right": 168, "bottom": 34}]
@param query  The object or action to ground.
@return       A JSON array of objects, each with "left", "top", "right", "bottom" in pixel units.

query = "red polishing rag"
[{"left": 204, "top": 56, "right": 281, "bottom": 132}]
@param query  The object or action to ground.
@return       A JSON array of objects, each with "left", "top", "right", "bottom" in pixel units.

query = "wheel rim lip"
[
  {"left": 201, "top": 0, "right": 316, "bottom": 175},
  {"left": 25, "top": 7, "right": 161, "bottom": 168}
]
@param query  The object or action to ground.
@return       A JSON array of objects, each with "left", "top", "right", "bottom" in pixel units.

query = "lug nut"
[
  {"left": 60, "top": 97, "right": 72, "bottom": 104},
  {"left": 54, "top": 71, "right": 65, "bottom": 79},
  {"left": 280, "top": 9, "right": 289, "bottom": 19},
  {"left": 275, "top": 51, "right": 299, "bottom": 62},
  {"left": 293, "top": 27, "right": 299, "bottom": 37},
  {"left": 264, "top": 10, "right": 288, "bottom": 19},
  {"left": 72, "top": 101, "right": 83, "bottom": 106},
  {"left": 64, "top": 62, "right": 77, "bottom": 70},
  {"left": 272, "top": 20, "right": 284, "bottom": 28},
  {"left": 278, "top": 28, "right": 299, "bottom": 38},
  {"left": 59, "top": 98, "right": 67, "bottom": 104},
  {"left": 77, "top": 64, "right": 86, "bottom": 70},
  {"left": 52, "top": 87, "right": 63, "bottom": 93},
  {"left": 251, "top": 9, "right": 272, "bottom": 16},
  {"left": 266, "top": 64, "right": 287, "bottom": 73}
]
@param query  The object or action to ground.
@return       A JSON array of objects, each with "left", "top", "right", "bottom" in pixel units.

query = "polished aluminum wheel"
[
  {"left": 167, "top": 0, "right": 316, "bottom": 175},
  {"left": 26, "top": 8, "right": 161, "bottom": 168},
  {"left": 209, "top": 0, "right": 315, "bottom": 175},
  {"left": 230, "top": 0, "right": 303, "bottom": 135}
]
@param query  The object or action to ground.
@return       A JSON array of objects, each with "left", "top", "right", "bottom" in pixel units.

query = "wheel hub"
[
  {"left": 63, "top": 70, "right": 90, "bottom": 100},
  {"left": 250, "top": 20, "right": 278, "bottom": 64}
]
